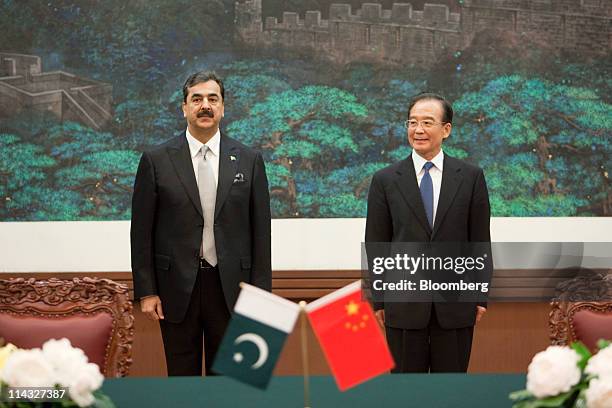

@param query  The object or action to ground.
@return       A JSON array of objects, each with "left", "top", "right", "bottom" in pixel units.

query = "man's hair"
[
  {"left": 182, "top": 71, "right": 225, "bottom": 103},
  {"left": 407, "top": 92, "right": 453, "bottom": 124}
]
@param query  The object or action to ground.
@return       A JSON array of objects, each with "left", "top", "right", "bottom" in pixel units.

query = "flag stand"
[{"left": 298, "top": 301, "right": 311, "bottom": 408}]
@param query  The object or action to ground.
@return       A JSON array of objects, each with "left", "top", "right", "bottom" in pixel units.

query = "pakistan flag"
[{"left": 212, "top": 283, "right": 300, "bottom": 388}]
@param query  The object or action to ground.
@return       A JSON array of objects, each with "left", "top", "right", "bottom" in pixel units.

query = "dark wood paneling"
[
  {"left": 1, "top": 271, "right": 554, "bottom": 375},
  {"left": 469, "top": 302, "right": 550, "bottom": 373}
]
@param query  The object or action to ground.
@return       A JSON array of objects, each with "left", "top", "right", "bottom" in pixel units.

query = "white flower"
[
  {"left": 0, "top": 349, "right": 55, "bottom": 387},
  {"left": 0, "top": 339, "right": 105, "bottom": 407},
  {"left": 42, "top": 338, "right": 88, "bottom": 387},
  {"left": 41, "top": 338, "right": 104, "bottom": 407},
  {"left": 0, "top": 343, "right": 17, "bottom": 371},
  {"left": 587, "top": 346, "right": 612, "bottom": 379},
  {"left": 68, "top": 362, "right": 104, "bottom": 407},
  {"left": 586, "top": 376, "right": 612, "bottom": 408},
  {"left": 526, "top": 345, "right": 581, "bottom": 398}
]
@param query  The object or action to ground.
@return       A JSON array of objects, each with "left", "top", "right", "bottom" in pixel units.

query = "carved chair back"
[
  {"left": 0, "top": 277, "right": 134, "bottom": 377},
  {"left": 550, "top": 271, "right": 612, "bottom": 352}
]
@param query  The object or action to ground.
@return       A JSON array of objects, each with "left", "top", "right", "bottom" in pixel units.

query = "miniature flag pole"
[{"left": 299, "top": 301, "right": 311, "bottom": 408}]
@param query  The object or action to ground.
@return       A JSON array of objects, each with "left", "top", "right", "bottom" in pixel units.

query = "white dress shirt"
[
  {"left": 412, "top": 149, "right": 444, "bottom": 225},
  {"left": 186, "top": 129, "right": 220, "bottom": 187}
]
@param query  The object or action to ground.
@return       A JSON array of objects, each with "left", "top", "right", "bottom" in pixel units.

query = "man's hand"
[
  {"left": 475, "top": 306, "right": 486, "bottom": 324},
  {"left": 141, "top": 296, "right": 164, "bottom": 321},
  {"left": 375, "top": 309, "right": 385, "bottom": 327}
]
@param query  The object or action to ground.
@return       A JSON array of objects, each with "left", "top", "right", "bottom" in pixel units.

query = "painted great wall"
[{"left": 235, "top": 0, "right": 612, "bottom": 65}]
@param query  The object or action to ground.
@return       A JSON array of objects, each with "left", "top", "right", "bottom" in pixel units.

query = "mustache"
[{"left": 197, "top": 110, "right": 214, "bottom": 118}]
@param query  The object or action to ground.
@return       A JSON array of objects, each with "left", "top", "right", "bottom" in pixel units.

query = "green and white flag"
[{"left": 212, "top": 283, "right": 300, "bottom": 388}]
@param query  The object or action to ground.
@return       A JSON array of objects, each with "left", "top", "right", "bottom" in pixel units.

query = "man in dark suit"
[
  {"left": 130, "top": 71, "right": 271, "bottom": 376},
  {"left": 365, "top": 93, "right": 490, "bottom": 373}
]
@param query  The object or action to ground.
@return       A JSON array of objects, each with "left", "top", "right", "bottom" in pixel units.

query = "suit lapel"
[
  {"left": 167, "top": 135, "right": 203, "bottom": 218},
  {"left": 215, "top": 135, "right": 239, "bottom": 220},
  {"left": 432, "top": 155, "right": 463, "bottom": 239},
  {"left": 394, "top": 156, "right": 432, "bottom": 234}
]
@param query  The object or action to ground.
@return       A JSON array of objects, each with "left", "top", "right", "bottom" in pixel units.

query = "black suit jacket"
[
  {"left": 130, "top": 133, "right": 271, "bottom": 323},
  {"left": 365, "top": 153, "right": 490, "bottom": 330}
]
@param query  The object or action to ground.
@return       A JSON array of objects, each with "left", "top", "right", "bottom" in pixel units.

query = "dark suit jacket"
[
  {"left": 365, "top": 153, "right": 490, "bottom": 330},
  {"left": 130, "top": 133, "right": 271, "bottom": 323}
]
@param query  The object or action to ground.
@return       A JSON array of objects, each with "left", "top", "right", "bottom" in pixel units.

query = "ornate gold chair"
[
  {"left": 549, "top": 271, "right": 612, "bottom": 352},
  {"left": 0, "top": 277, "right": 134, "bottom": 377}
]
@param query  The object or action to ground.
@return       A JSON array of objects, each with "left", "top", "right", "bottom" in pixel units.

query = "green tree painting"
[
  {"left": 454, "top": 75, "right": 611, "bottom": 216},
  {"left": 227, "top": 86, "right": 367, "bottom": 216},
  {"left": 0, "top": 0, "right": 609, "bottom": 220}
]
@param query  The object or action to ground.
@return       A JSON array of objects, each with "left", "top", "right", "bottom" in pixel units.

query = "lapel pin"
[
  {"left": 233, "top": 173, "right": 245, "bottom": 183},
  {"left": 230, "top": 155, "right": 236, "bottom": 161}
]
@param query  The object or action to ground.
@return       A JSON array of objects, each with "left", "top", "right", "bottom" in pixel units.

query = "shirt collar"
[
  {"left": 412, "top": 149, "right": 444, "bottom": 174},
  {"left": 186, "top": 128, "right": 221, "bottom": 158}
]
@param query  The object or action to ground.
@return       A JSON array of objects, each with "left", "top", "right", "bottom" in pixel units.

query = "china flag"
[{"left": 305, "top": 280, "right": 395, "bottom": 391}]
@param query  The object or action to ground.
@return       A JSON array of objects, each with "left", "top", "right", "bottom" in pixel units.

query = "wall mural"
[{"left": 0, "top": 0, "right": 610, "bottom": 220}]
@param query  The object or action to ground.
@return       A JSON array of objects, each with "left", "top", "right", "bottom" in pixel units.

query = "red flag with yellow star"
[{"left": 305, "top": 280, "right": 394, "bottom": 391}]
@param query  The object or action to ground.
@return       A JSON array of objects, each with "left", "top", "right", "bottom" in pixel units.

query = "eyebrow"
[
  {"left": 190, "top": 92, "right": 220, "bottom": 99},
  {"left": 408, "top": 115, "right": 438, "bottom": 120}
]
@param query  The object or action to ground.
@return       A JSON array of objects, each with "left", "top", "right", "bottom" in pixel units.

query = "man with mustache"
[
  {"left": 131, "top": 71, "right": 271, "bottom": 376},
  {"left": 365, "top": 93, "right": 491, "bottom": 373}
]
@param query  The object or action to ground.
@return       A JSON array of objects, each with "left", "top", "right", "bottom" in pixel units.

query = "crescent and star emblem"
[{"left": 233, "top": 333, "right": 269, "bottom": 369}]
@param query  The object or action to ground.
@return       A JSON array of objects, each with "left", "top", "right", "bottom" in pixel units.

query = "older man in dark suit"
[
  {"left": 131, "top": 71, "right": 271, "bottom": 376},
  {"left": 365, "top": 93, "right": 490, "bottom": 373}
]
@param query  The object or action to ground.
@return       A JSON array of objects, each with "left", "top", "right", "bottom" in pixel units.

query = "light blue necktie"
[{"left": 420, "top": 162, "right": 434, "bottom": 229}]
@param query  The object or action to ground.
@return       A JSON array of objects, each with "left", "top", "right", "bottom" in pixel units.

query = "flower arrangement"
[
  {"left": 0, "top": 338, "right": 114, "bottom": 408},
  {"left": 510, "top": 339, "right": 612, "bottom": 408}
]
